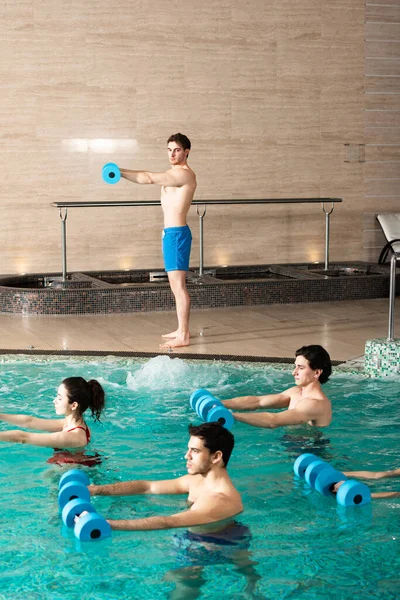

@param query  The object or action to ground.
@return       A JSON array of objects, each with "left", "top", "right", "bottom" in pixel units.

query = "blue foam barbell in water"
[
  {"left": 62, "top": 497, "right": 95, "bottom": 528},
  {"left": 207, "top": 405, "right": 234, "bottom": 430},
  {"left": 189, "top": 389, "right": 211, "bottom": 411},
  {"left": 304, "top": 460, "right": 330, "bottom": 488},
  {"left": 58, "top": 480, "right": 90, "bottom": 509},
  {"left": 197, "top": 397, "right": 221, "bottom": 420},
  {"left": 194, "top": 391, "right": 221, "bottom": 415},
  {"left": 74, "top": 511, "right": 112, "bottom": 542},
  {"left": 102, "top": 163, "right": 121, "bottom": 184},
  {"left": 59, "top": 469, "right": 90, "bottom": 490},
  {"left": 293, "top": 453, "right": 320, "bottom": 478},
  {"left": 314, "top": 467, "right": 347, "bottom": 497},
  {"left": 336, "top": 479, "right": 371, "bottom": 507},
  {"left": 189, "top": 389, "right": 233, "bottom": 430}
]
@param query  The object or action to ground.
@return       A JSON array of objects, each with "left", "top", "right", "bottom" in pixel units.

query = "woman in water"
[{"left": 0, "top": 377, "right": 105, "bottom": 464}]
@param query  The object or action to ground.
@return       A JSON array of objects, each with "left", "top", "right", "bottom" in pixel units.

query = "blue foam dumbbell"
[
  {"left": 304, "top": 460, "right": 331, "bottom": 488},
  {"left": 189, "top": 389, "right": 211, "bottom": 411},
  {"left": 62, "top": 497, "right": 96, "bottom": 528},
  {"left": 189, "top": 389, "right": 234, "bottom": 430},
  {"left": 293, "top": 453, "right": 320, "bottom": 478},
  {"left": 59, "top": 469, "right": 90, "bottom": 490},
  {"left": 207, "top": 405, "right": 234, "bottom": 430},
  {"left": 58, "top": 480, "right": 90, "bottom": 509},
  {"left": 102, "top": 163, "right": 121, "bottom": 184},
  {"left": 336, "top": 479, "right": 371, "bottom": 507},
  {"left": 58, "top": 476, "right": 112, "bottom": 542},
  {"left": 197, "top": 396, "right": 221, "bottom": 420},
  {"left": 314, "top": 467, "right": 347, "bottom": 497},
  {"left": 73, "top": 511, "right": 112, "bottom": 542}
]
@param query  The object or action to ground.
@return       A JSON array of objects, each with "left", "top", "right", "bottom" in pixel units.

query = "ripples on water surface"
[{"left": 0, "top": 355, "right": 399, "bottom": 599}]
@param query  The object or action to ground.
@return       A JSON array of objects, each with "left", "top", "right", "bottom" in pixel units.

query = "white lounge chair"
[
  {"left": 377, "top": 213, "right": 400, "bottom": 263},
  {"left": 376, "top": 213, "right": 399, "bottom": 340}
]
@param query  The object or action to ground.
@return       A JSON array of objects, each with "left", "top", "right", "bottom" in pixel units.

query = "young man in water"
[
  {"left": 119, "top": 133, "right": 196, "bottom": 349},
  {"left": 222, "top": 345, "right": 332, "bottom": 429},
  {"left": 81, "top": 422, "right": 260, "bottom": 598},
  {"left": 85, "top": 422, "right": 243, "bottom": 531}
]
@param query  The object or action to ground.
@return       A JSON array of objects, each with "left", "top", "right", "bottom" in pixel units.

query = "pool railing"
[{"left": 52, "top": 197, "right": 342, "bottom": 282}]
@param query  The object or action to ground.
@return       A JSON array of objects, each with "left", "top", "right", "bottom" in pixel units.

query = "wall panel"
[{"left": 0, "top": 0, "right": 368, "bottom": 273}]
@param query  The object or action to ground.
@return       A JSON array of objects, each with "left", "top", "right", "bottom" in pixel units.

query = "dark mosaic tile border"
[
  {"left": 0, "top": 348, "right": 345, "bottom": 365},
  {"left": 0, "top": 262, "right": 397, "bottom": 316}
]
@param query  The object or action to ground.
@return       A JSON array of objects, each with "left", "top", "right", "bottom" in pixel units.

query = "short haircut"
[
  {"left": 295, "top": 345, "right": 332, "bottom": 384},
  {"left": 188, "top": 422, "right": 234, "bottom": 467},
  {"left": 167, "top": 133, "right": 191, "bottom": 152}
]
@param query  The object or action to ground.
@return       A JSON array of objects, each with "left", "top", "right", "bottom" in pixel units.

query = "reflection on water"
[{"left": 281, "top": 430, "right": 332, "bottom": 461}]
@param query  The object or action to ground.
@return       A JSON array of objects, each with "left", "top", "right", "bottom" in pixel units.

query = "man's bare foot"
[
  {"left": 160, "top": 336, "right": 190, "bottom": 349},
  {"left": 162, "top": 330, "right": 191, "bottom": 339},
  {"left": 162, "top": 330, "right": 178, "bottom": 338}
]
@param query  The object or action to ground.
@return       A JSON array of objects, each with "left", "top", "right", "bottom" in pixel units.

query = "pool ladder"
[{"left": 388, "top": 251, "right": 399, "bottom": 341}]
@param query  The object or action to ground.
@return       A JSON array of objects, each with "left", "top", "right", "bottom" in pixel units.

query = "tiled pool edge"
[
  {"left": 364, "top": 338, "right": 400, "bottom": 377},
  {"left": 0, "top": 348, "right": 366, "bottom": 372}
]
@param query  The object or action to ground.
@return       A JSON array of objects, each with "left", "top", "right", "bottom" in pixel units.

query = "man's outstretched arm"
[
  {"left": 120, "top": 168, "right": 190, "bottom": 187},
  {"left": 222, "top": 390, "right": 292, "bottom": 411},
  {"left": 106, "top": 493, "right": 242, "bottom": 531},
  {"left": 343, "top": 468, "right": 400, "bottom": 480},
  {"left": 232, "top": 401, "right": 319, "bottom": 429},
  {"left": 371, "top": 491, "right": 400, "bottom": 499},
  {"left": 89, "top": 475, "right": 190, "bottom": 497}
]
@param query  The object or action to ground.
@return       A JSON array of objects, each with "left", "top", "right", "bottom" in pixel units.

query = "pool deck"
[{"left": 0, "top": 297, "right": 398, "bottom": 363}]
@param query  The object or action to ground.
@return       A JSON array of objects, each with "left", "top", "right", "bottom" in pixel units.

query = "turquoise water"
[{"left": 0, "top": 355, "right": 399, "bottom": 600}]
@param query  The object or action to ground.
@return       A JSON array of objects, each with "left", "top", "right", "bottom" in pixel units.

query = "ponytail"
[
  {"left": 62, "top": 377, "right": 106, "bottom": 422},
  {"left": 87, "top": 379, "right": 105, "bottom": 422}
]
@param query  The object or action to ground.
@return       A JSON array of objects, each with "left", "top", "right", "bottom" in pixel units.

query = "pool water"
[{"left": 0, "top": 355, "right": 399, "bottom": 600}]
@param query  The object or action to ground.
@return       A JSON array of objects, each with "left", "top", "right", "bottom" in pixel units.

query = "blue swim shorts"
[
  {"left": 172, "top": 522, "right": 252, "bottom": 568},
  {"left": 162, "top": 225, "right": 192, "bottom": 272}
]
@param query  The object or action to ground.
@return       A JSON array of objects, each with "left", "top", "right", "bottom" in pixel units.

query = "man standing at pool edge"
[{"left": 119, "top": 133, "right": 196, "bottom": 349}]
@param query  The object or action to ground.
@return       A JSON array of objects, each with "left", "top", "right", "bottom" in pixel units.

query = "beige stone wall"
[
  {"left": 363, "top": 0, "right": 400, "bottom": 261},
  {"left": 1, "top": 1, "right": 369, "bottom": 274}
]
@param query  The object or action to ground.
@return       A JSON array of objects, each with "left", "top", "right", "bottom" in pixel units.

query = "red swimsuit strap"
[{"left": 65, "top": 425, "right": 91, "bottom": 443}]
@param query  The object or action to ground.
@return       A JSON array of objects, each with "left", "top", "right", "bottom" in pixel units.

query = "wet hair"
[
  {"left": 295, "top": 345, "right": 332, "bottom": 384},
  {"left": 167, "top": 133, "right": 191, "bottom": 152},
  {"left": 188, "top": 422, "right": 234, "bottom": 467},
  {"left": 62, "top": 377, "right": 105, "bottom": 422}
]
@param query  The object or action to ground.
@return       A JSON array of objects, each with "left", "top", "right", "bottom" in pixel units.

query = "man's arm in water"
[
  {"left": 343, "top": 468, "right": 400, "bottom": 480},
  {"left": 105, "top": 492, "right": 242, "bottom": 531},
  {"left": 222, "top": 389, "right": 293, "bottom": 411},
  {"left": 371, "top": 491, "right": 400, "bottom": 499},
  {"left": 231, "top": 397, "right": 322, "bottom": 429},
  {"left": 334, "top": 481, "right": 400, "bottom": 500},
  {"left": 89, "top": 475, "right": 191, "bottom": 497},
  {"left": 120, "top": 167, "right": 191, "bottom": 187}
]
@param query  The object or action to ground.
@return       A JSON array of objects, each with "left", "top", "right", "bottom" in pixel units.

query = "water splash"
[{"left": 126, "top": 356, "right": 191, "bottom": 391}]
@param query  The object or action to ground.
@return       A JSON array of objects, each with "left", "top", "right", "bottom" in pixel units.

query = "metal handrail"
[
  {"left": 52, "top": 198, "right": 342, "bottom": 281},
  {"left": 388, "top": 252, "right": 399, "bottom": 341}
]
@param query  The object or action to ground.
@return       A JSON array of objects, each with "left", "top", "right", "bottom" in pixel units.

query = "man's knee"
[{"left": 168, "top": 271, "right": 188, "bottom": 291}]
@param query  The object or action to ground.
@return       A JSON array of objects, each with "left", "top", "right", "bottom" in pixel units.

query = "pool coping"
[
  {"left": 0, "top": 348, "right": 369, "bottom": 373},
  {"left": 0, "top": 348, "right": 344, "bottom": 363}
]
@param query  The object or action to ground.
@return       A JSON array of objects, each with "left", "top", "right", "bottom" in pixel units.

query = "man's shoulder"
[
  {"left": 178, "top": 164, "right": 196, "bottom": 177},
  {"left": 298, "top": 393, "right": 331, "bottom": 415}
]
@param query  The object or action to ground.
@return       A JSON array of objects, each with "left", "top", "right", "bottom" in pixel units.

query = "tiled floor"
[{"left": 0, "top": 297, "right": 398, "bottom": 362}]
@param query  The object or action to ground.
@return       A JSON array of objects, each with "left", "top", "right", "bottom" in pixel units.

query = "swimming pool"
[{"left": 0, "top": 355, "right": 399, "bottom": 599}]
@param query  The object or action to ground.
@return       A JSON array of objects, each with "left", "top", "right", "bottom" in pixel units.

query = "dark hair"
[
  {"left": 188, "top": 422, "right": 234, "bottom": 467},
  {"left": 62, "top": 377, "right": 105, "bottom": 422},
  {"left": 295, "top": 345, "right": 332, "bottom": 384},
  {"left": 167, "top": 133, "right": 191, "bottom": 152}
]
